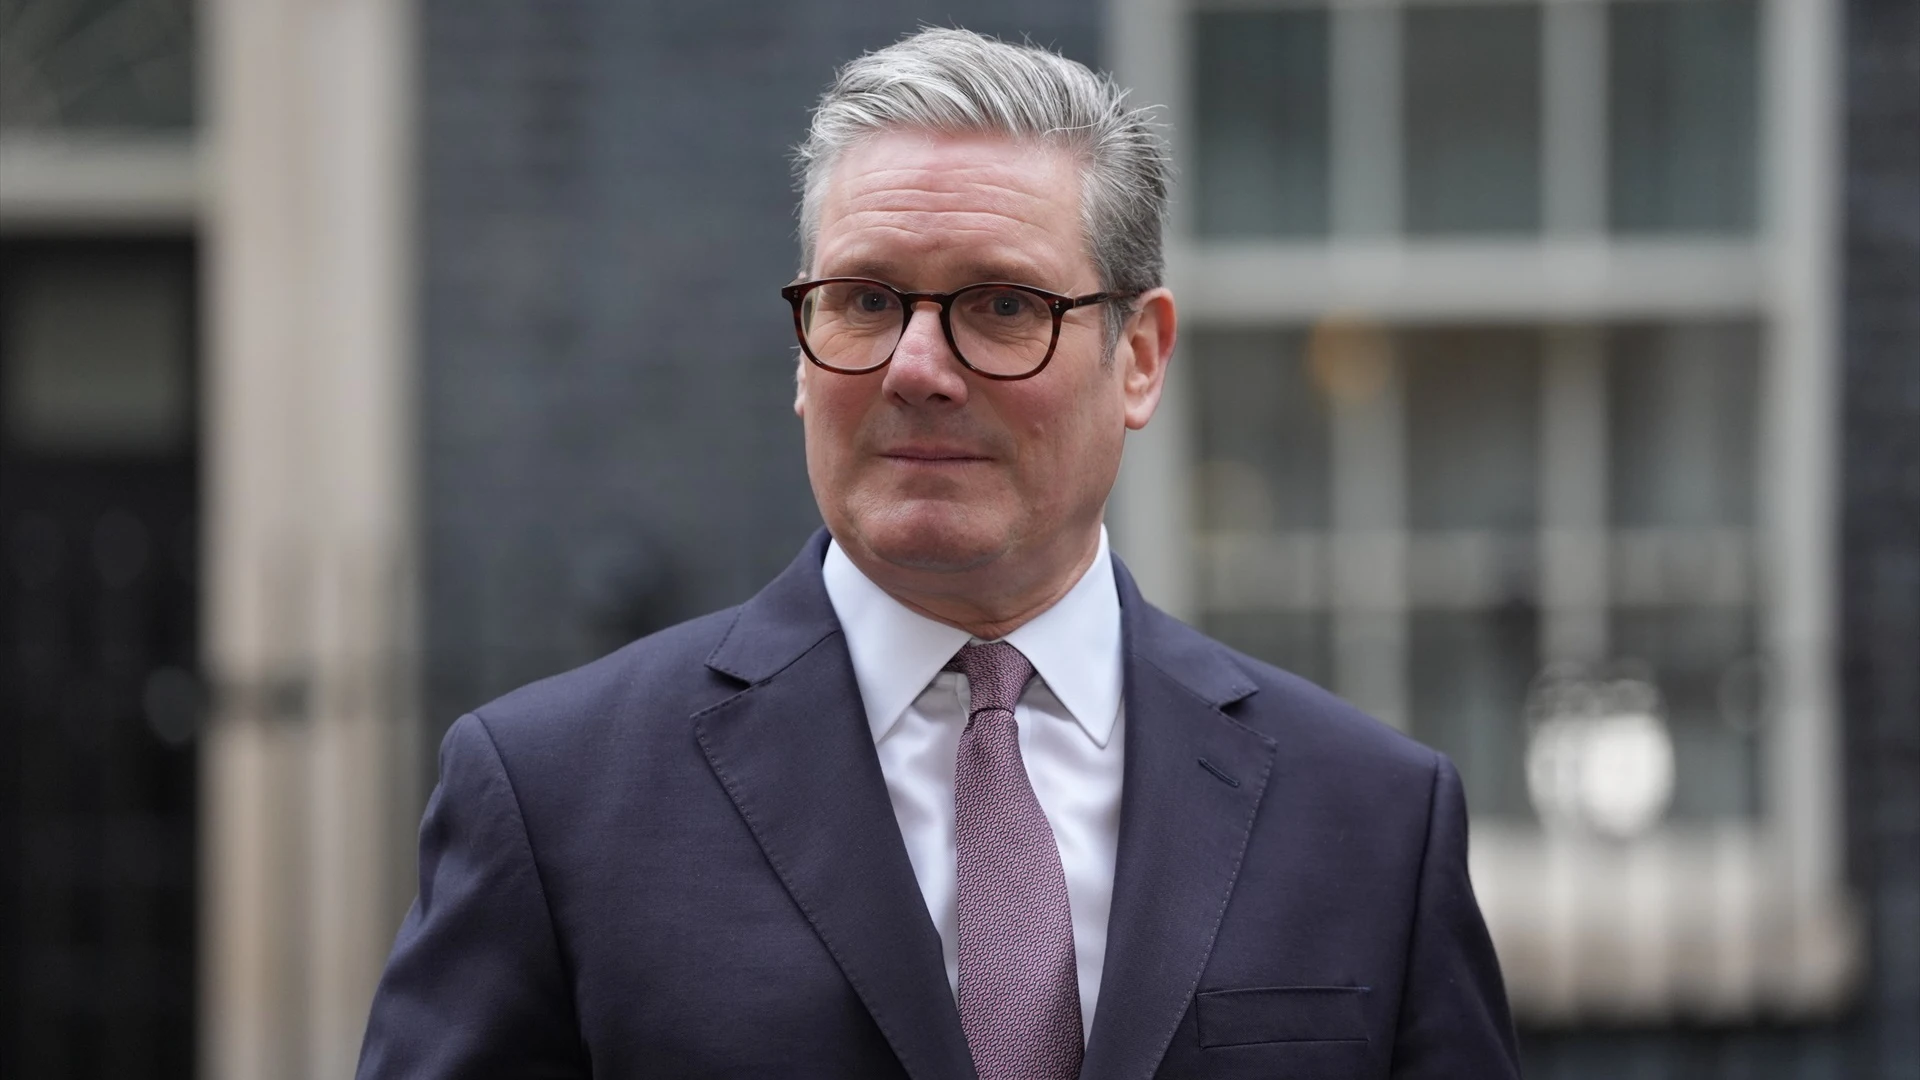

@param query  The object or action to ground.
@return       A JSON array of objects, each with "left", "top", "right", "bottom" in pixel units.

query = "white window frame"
[{"left": 1108, "top": 0, "right": 1856, "bottom": 1021}]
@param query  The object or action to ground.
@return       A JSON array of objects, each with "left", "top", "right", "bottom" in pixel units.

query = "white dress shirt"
[{"left": 821, "top": 528, "right": 1125, "bottom": 1040}]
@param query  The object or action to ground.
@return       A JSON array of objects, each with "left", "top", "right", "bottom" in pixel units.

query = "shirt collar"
[{"left": 822, "top": 527, "right": 1124, "bottom": 750}]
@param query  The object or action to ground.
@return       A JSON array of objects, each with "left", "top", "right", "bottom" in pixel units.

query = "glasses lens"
[
  {"left": 951, "top": 285, "right": 1055, "bottom": 376},
  {"left": 801, "top": 281, "right": 903, "bottom": 372}
]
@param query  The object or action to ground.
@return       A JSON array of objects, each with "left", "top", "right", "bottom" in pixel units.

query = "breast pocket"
[{"left": 1195, "top": 985, "right": 1370, "bottom": 1048}]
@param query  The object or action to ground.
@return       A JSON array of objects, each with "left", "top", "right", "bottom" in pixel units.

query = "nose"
[{"left": 881, "top": 302, "right": 969, "bottom": 406}]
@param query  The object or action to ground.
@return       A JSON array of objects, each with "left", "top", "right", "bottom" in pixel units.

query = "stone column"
[{"left": 201, "top": 1, "right": 419, "bottom": 1077}]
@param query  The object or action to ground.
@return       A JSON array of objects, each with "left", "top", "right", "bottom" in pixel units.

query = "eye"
[
  {"left": 967, "top": 287, "right": 1042, "bottom": 320},
  {"left": 826, "top": 282, "right": 899, "bottom": 323}
]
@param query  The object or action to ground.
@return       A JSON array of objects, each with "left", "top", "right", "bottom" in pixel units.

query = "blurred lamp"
[{"left": 1525, "top": 668, "right": 1676, "bottom": 840}]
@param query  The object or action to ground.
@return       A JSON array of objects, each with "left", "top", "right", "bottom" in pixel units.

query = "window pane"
[
  {"left": 1608, "top": 322, "right": 1759, "bottom": 528},
  {"left": 0, "top": 0, "right": 197, "bottom": 131},
  {"left": 1405, "top": 328, "right": 1540, "bottom": 531},
  {"left": 1203, "top": 611, "right": 1332, "bottom": 689},
  {"left": 1403, "top": 4, "right": 1542, "bottom": 234},
  {"left": 1192, "top": 328, "right": 1330, "bottom": 531},
  {"left": 1193, "top": 9, "right": 1331, "bottom": 238},
  {"left": 1193, "top": 330, "right": 1332, "bottom": 684},
  {"left": 1605, "top": 319, "right": 1761, "bottom": 824},
  {"left": 1411, "top": 609, "right": 1539, "bottom": 818},
  {"left": 1610, "top": 0, "right": 1759, "bottom": 234},
  {"left": 1, "top": 244, "right": 194, "bottom": 455},
  {"left": 1611, "top": 609, "right": 1761, "bottom": 819}
]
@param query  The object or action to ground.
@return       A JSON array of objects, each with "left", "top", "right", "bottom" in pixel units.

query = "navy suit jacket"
[{"left": 358, "top": 531, "right": 1520, "bottom": 1079}]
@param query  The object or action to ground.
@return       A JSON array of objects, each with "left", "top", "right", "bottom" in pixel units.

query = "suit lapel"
[
  {"left": 696, "top": 532, "right": 975, "bottom": 1080},
  {"left": 1081, "top": 560, "right": 1275, "bottom": 1080}
]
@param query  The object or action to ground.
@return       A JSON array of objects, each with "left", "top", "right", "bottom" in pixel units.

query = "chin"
[{"left": 849, "top": 501, "right": 1009, "bottom": 575}]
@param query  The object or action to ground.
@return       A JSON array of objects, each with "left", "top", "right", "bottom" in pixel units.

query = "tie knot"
[{"left": 946, "top": 641, "right": 1036, "bottom": 717}]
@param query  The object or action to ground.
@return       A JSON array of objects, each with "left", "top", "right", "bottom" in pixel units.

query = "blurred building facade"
[{"left": 0, "top": 0, "right": 1913, "bottom": 1078}]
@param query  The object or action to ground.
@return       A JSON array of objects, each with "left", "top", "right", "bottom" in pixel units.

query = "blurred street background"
[{"left": 0, "top": 0, "right": 1914, "bottom": 1077}]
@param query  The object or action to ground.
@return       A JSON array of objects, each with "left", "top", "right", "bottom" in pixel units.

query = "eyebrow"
[{"left": 824, "top": 258, "right": 1061, "bottom": 290}]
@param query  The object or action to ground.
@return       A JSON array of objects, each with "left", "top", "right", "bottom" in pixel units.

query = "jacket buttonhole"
[{"left": 1197, "top": 757, "right": 1240, "bottom": 788}]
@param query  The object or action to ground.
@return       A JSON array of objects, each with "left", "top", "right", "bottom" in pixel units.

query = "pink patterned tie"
[{"left": 947, "top": 642, "right": 1083, "bottom": 1080}]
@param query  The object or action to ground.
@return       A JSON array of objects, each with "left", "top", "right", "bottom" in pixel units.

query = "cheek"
[
  {"left": 802, "top": 379, "right": 868, "bottom": 454},
  {"left": 1008, "top": 384, "right": 1124, "bottom": 499}
]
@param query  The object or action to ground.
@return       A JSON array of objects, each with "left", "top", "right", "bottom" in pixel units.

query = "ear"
[
  {"left": 1119, "top": 287, "right": 1176, "bottom": 431},
  {"left": 793, "top": 354, "right": 809, "bottom": 419}
]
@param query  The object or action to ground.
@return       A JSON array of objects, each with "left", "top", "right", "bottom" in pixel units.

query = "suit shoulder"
[{"left": 464, "top": 606, "right": 744, "bottom": 751}]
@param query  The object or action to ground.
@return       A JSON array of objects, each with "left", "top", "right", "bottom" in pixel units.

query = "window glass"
[
  {"left": 1192, "top": 328, "right": 1333, "bottom": 687},
  {"left": 1402, "top": 4, "right": 1542, "bottom": 234},
  {"left": 1404, "top": 327, "right": 1541, "bottom": 531},
  {"left": 1204, "top": 611, "right": 1333, "bottom": 690},
  {"left": 1410, "top": 608, "right": 1539, "bottom": 818},
  {"left": 1, "top": 245, "right": 194, "bottom": 455},
  {"left": 1192, "top": 328, "right": 1330, "bottom": 531},
  {"left": 1185, "top": 318, "right": 1768, "bottom": 828},
  {"left": 0, "top": 0, "right": 196, "bottom": 130},
  {"left": 1192, "top": 9, "right": 1332, "bottom": 238},
  {"left": 1609, "top": 0, "right": 1760, "bottom": 234},
  {"left": 1608, "top": 322, "right": 1758, "bottom": 529},
  {"left": 1401, "top": 326, "right": 1541, "bottom": 819},
  {"left": 1605, "top": 320, "right": 1761, "bottom": 822},
  {"left": 1610, "top": 610, "right": 1762, "bottom": 820},
  {"left": 1168, "top": 0, "right": 1787, "bottom": 909}
]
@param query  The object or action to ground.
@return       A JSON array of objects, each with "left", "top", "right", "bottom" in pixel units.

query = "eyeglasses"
[{"left": 780, "top": 277, "right": 1126, "bottom": 381}]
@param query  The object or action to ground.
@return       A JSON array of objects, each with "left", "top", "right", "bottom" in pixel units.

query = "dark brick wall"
[
  {"left": 417, "top": 1, "right": 1103, "bottom": 731},
  {"left": 1838, "top": 0, "right": 1920, "bottom": 1077}
]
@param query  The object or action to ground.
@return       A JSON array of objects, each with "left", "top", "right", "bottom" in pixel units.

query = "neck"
[{"left": 850, "top": 529, "right": 1104, "bottom": 641}]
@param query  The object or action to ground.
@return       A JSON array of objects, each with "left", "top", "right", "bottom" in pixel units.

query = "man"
[{"left": 359, "top": 27, "right": 1519, "bottom": 1080}]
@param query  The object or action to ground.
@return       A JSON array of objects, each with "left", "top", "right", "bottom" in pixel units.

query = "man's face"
[{"left": 795, "top": 131, "right": 1165, "bottom": 591}]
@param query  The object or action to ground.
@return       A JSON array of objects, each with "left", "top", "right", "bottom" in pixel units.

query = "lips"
[{"left": 880, "top": 446, "right": 991, "bottom": 463}]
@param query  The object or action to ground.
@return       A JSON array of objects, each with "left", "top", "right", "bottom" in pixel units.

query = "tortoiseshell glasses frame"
[{"left": 780, "top": 277, "right": 1128, "bottom": 381}]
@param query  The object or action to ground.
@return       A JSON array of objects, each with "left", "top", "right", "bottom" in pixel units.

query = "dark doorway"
[{"left": 0, "top": 237, "right": 199, "bottom": 1079}]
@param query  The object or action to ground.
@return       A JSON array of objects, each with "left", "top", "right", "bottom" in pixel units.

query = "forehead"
[{"left": 813, "top": 131, "right": 1089, "bottom": 287}]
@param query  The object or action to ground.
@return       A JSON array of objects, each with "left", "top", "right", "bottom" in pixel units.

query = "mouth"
[{"left": 880, "top": 447, "right": 992, "bottom": 465}]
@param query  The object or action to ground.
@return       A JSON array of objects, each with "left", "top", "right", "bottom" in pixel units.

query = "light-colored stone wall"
[{"left": 201, "top": 1, "right": 419, "bottom": 1077}]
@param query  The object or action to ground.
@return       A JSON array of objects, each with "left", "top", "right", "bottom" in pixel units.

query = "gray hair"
[{"left": 795, "top": 28, "right": 1172, "bottom": 347}]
